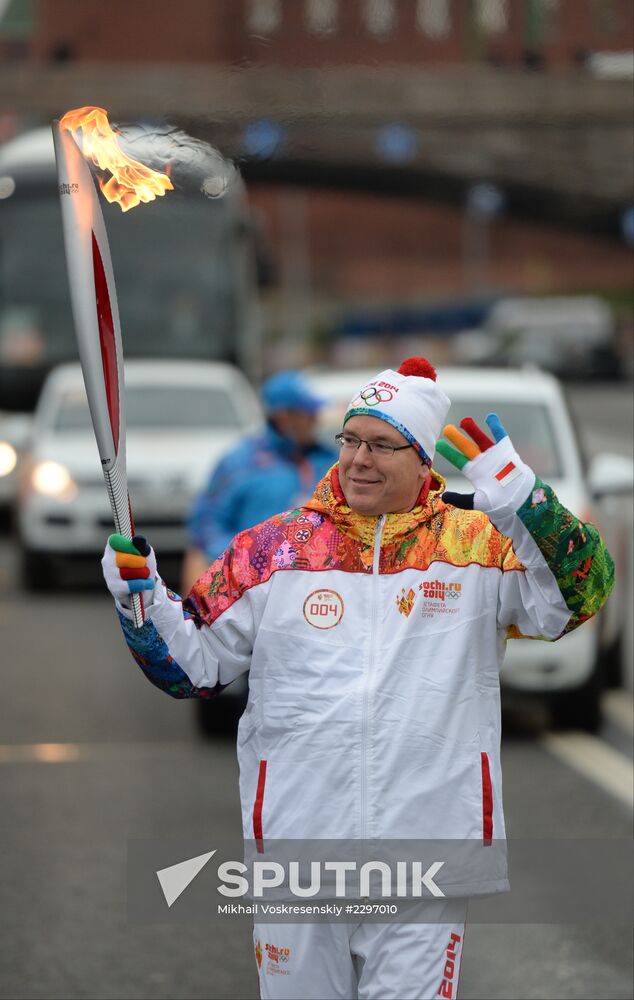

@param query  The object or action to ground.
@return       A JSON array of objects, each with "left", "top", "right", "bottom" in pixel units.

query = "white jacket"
[{"left": 115, "top": 468, "right": 613, "bottom": 895}]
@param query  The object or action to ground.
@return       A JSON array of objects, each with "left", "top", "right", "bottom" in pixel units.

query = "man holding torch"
[{"left": 101, "top": 358, "right": 613, "bottom": 1000}]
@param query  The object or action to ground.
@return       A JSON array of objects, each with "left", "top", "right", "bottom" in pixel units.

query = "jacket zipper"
[{"left": 360, "top": 514, "right": 385, "bottom": 840}]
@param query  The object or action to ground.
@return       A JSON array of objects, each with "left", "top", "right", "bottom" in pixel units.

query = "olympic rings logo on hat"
[{"left": 351, "top": 385, "right": 394, "bottom": 407}]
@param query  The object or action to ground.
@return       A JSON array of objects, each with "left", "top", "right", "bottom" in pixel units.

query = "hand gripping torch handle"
[{"left": 51, "top": 121, "right": 145, "bottom": 627}]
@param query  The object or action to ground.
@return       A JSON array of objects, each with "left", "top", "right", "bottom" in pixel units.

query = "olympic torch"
[{"left": 51, "top": 109, "right": 172, "bottom": 627}]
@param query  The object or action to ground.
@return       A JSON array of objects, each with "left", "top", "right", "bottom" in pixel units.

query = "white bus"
[{"left": 0, "top": 125, "right": 262, "bottom": 412}]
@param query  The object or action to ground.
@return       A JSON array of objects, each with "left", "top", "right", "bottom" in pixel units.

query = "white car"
[
  {"left": 17, "top": 360, "right": 262, "bottom": 587},
  {"left": 303, "top": 366, "right": 633, "bottom": 732}
]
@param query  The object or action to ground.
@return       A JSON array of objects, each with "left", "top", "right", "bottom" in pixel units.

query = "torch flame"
[{"left": 59, "top": 106, "right": 173, "bottom": 212}]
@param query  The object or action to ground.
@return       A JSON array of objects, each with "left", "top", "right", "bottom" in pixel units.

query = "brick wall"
[
  {"left": 250, "top": 184, "right": 634, "bottom": 304},
  {"left": 30, "top": 0, "right": 634, "bottom": 68}
]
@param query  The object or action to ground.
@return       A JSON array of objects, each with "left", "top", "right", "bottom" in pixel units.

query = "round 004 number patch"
[{"left": 303, "top": 589, "right": 344, "bottom": 629}]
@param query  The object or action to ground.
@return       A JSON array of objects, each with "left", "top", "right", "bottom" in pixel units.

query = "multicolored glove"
[
  {"left": 436, "top": 414, "right": 535, "bottom": 514},
  {"left": 101, "top": 533, "right": 157, "bottom": 605}
]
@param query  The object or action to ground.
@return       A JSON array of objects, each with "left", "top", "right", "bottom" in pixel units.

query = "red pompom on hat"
[{"left": 398, "top": 357, "right": 437, "bottom": 381}]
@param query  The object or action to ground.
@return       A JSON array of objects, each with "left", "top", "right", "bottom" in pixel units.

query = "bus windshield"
[
  {"left": 0, "top": 187, "right": 240, "bottom": 358},
  {"left": 0, "top": 168, "right": 255, "bottom": 408}
]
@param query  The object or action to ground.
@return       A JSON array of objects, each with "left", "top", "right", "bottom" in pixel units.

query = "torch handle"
[{"left": 103, "top": 463, "right": 145, "bottom": 628}]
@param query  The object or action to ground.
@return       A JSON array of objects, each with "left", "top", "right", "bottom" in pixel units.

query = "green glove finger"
[
  {"left": 108, "top": 533, "right": 142, "bottom": 556},
  {"left": 436, "top": 440, "right": 469, "bottom": 470}
]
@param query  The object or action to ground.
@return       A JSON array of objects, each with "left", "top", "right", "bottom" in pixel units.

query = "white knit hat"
[{"left": 343, "top": 358, "right": 451, "bottom": 465}]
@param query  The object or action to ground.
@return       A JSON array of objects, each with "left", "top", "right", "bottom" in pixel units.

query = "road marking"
[
  {"left": 540, "top": 732, "right": 634, "bottom": 810},
  {"left": 0, "top": 741, "right": 201, "bottom": 763},
  {"left": 602, "top": 690, "right": 634, "bottom": 735},
  {"left": 0, "top": 743, "right": 82, "bottom": 763}
]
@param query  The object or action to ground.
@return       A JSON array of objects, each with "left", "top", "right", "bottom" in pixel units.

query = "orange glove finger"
[
  {"left": 442, "top": 424, "right": 481, "bottom": 461},
  {"left": 115, "top": 552, "right": 147, "bottom": 569}
]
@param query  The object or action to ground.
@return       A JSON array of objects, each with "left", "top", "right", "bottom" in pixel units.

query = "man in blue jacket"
[{"left": 182, "top": 370, "right": 337, "bottom": 591}]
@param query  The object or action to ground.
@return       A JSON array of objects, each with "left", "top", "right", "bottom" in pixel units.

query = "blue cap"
[{"left": 261, "top": 371, "right": 324, "bottom": 414}]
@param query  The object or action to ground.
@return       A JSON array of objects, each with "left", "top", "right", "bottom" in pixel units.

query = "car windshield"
[
  {"left": 53, "top": 385, "right": 241, "bottom": 431},
  {"left": 319, "top": 396, "right": 563, "bottom": 480}
]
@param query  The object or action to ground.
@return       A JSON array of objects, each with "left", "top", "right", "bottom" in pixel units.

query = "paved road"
[
  {"left": 1, "top": 537, "right": 632, "bottom": 1000},
  {"left": 1, "top": 382, "right": 632, "bottom": 1000}
]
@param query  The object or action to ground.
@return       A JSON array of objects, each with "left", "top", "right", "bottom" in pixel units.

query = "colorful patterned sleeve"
[
  {"left": 514, "top": 477, "right": 615, "bottom": 635},
  {"left": 114, "top": 528, "right": 271, "bottom": 698},
  {"left": 117, "top": 599, "right": 226, "bottom": 700}
]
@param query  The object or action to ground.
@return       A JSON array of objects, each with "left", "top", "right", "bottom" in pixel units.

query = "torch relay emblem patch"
[{"left": 396, "top": 587, "right": 417, "bottom": 617}]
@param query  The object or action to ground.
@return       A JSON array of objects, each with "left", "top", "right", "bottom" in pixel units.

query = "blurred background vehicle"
[
  {"left": 0, "top": 409, "right": 32, "bottom": 515},
  {"left": 301, "top": 365, "right": 633, "bottom": 732},
  {"left": 0, "top": 125, "right": 264, "bottom": 416},
  {"left": 16, "top": 359, "right": 263, "bottom": 589},
  {"left": 455, "top": 295, "right": 623, "bottom": 378}
]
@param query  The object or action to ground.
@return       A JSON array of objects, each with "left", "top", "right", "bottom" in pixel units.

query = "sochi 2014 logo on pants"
[{"left": 303, "top": 590, "right": 344, "bottom": 629}]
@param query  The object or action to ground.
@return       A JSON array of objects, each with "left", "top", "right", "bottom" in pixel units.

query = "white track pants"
[{"left": 254, "top": 901, "right": 467, "bottom": 1000}]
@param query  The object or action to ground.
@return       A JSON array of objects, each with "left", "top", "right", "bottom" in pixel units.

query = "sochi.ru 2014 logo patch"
[
  {"left": 419, "top": 579, "right": 462, "bottom": 618},
  {"left": 396, "top": 580, "right": 463, "bottom": 619},
  {"left": 265, "top": 943, "right": 291, "bottom": 976},
  {"left": 303, "top": 589, "right": 344, "bottom": 629}
]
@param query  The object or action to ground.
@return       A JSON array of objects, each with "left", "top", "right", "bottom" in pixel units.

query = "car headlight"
[
  {"left": 0, "top": 441, "right": 17, "bottom": 477},
  {"left": 31, "top": 461, "right": 77, "bottom": 501}
]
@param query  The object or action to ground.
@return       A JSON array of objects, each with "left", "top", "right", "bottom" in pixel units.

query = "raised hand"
[{"left": 436, "top": 413, "right": 535, "bottom": 514}]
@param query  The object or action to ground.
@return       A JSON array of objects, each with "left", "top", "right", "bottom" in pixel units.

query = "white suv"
[{"left": 17, "top": 359, "right": 262, "bottom": 588}]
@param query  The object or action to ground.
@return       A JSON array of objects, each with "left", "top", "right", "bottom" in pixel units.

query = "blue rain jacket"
[{"left": 188, "top": 423, "right": 337, "bottom": 560}]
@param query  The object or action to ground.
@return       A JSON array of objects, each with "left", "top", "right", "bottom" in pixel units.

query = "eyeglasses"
[{"left": 335, "top": 432, "right": 413, "bottom": 457}]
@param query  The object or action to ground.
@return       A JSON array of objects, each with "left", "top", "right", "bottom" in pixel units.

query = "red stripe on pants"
[
  {"left": 253, "top": 759, "right": 267, "bottom": 854},
  {"left": 481, "top": 752, "right": 493, "bottom": 844}
]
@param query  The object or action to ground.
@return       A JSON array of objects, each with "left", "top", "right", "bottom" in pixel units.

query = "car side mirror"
[{"left": 588, "top": 453, "right": 634, "bottom": 499}]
